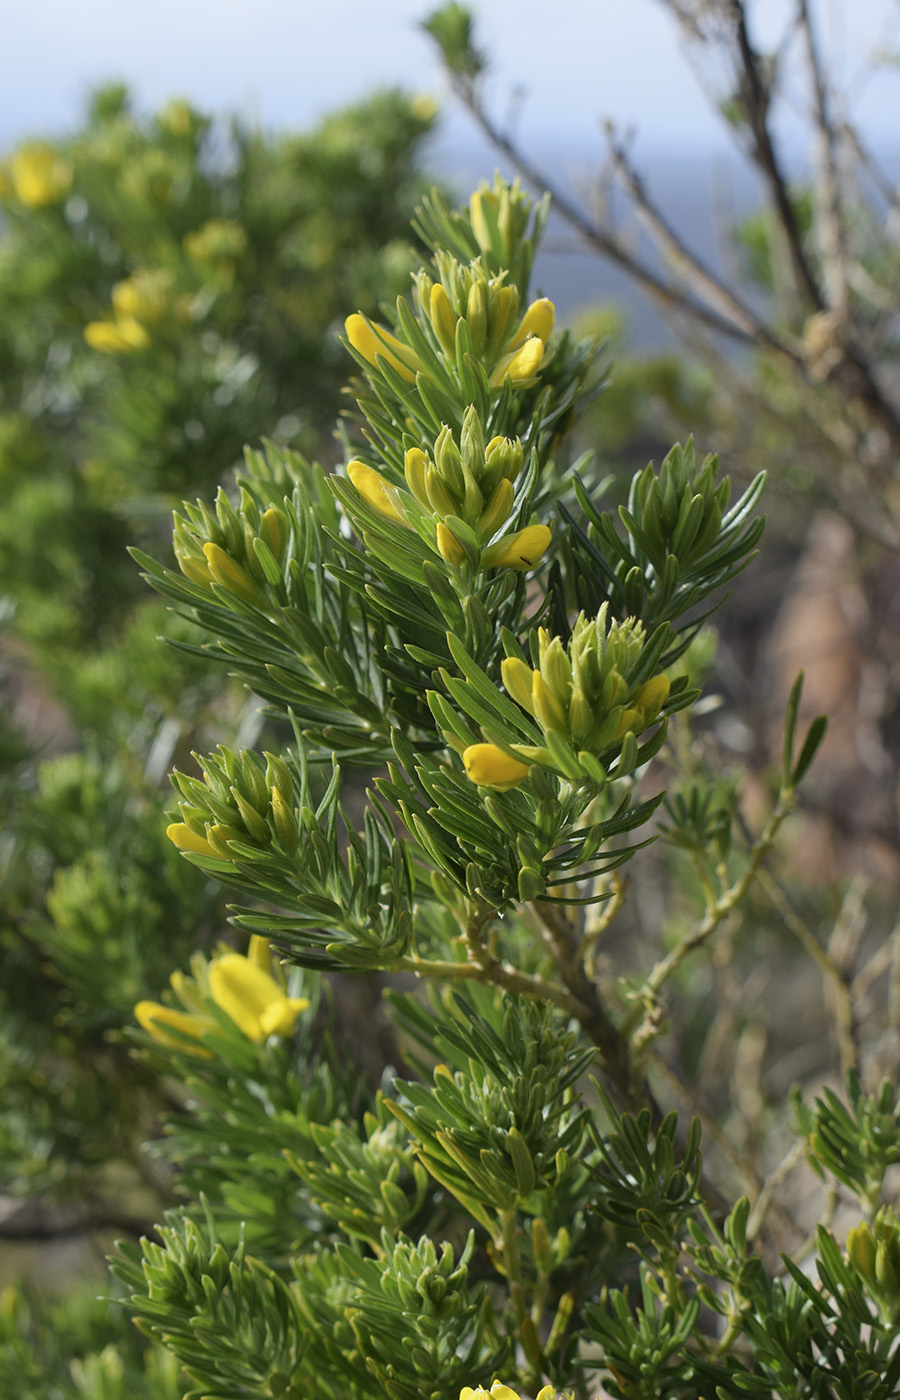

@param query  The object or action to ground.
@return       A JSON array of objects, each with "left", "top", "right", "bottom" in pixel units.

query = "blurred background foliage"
[{"left": 0, "top": 83, "right": 438, "bottom": 1375}]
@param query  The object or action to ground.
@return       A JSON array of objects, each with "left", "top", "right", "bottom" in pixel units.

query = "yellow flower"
[
  {"left": 134, "top": 1001, "right": 214, "bottom": 1057},
  {"left": 166, "top": 822, "right": 220, "bottom": 859},
  {"left": 488, "top": 336, "right": 546, "bottom": 389},
  {"left": 208, "top": 953, "right": 309, "bottom": 1043},
  {"left": 11, "top": 144, "right": 72, "bottom": 207},
  {"left": 347, "top": 460, "right": 408, "bottom": 525},
  {"left": 463, "top": 744, "right": 530, "bottom": 790},
  {"left": 83, "top": 317, "right": 150, "bottom": 354},
  {"left": 481, "top": 524, "right": 552, "bottom": 571},
  {"left": 345, "top": 312, "right": 424, "bottom": 383}
]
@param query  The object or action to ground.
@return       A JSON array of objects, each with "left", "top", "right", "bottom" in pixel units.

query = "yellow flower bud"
[
  {"left": 404, "top": 447, "right": 431, "bottom": 507},
  {"left": 175, "top": 551, "right": 214, "bottom": 588},
  {"left": 476, "top": 478, "right": 515, "bottom": 541},
  {"left": 532, "top": 671, "right": 568, "bottom": 737},
  {"left": 429, "top": 282, "right": 457, "bottom": 354},
  {"left": 481, "top": 524, "right": 552, "bottom": 571},
  {"left": 134, "top": 1001, "right": 214, "bottom": 1057},
  {"left": 270, "top": 785, "right": 300, "bottom": 853},
  {"left": 462, "top": 743, "right": 530, "bottom": 790},
  {"left": 345, "top": 313, "right": 423, "bottom": 383},
  {"left": 202, "top": 542, "right": 263, "bottom": 606},
  {"left": 466, "top": 281, "right": 488, "bottom": 351},
  {"left": 848, "top": 1221, "right": 877, "bottom": 1284},
  {"left": 488, "top": 285, "right": 518, "bottom": 349},
  {"left": 634, "top": 673, "right": 670, "bottom": 723},
  {"left": 436, "top": 522, "right": 466, "bottom": 566},
  {"left": 468, "top": 187, "right": 495, "bottom": 253},
  {"left": 166, "top": 822, "right": 220, "bottom": 859},
  {"left": 259, "top": 506, "right": 288, "bottom": 562},
  {"left": 208, "top": 953, "right": 309, "bottom": 1043},
  {"left": 346, "top": 460, "right": 408, "bottom": 526},
  {"left": 513, "top": 297, "right": 555, "bottom": 347},
  {"left": 501, "top": 656, "right": 536, "bottom": 714}
]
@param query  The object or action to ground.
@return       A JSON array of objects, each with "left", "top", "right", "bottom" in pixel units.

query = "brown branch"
[
  {"left": 797, "top": 0, "right": 848, "bottom": 314},
  {"left": 533, "top": 900, "right": 655, "bottom": 1118}
]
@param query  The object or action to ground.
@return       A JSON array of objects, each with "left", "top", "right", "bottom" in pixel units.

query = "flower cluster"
[
  {"left": 346, "top": 264, "right": 552, "bottom": 394},
  {"left": 167, "top": 745, "right": 300, "bottom": 863},
  {"left": 461, "top": 1383, "right": 573, "bottom": 1400},
  {"left": 347, "top": 405, "right": 550, "bottom": 573},
  {"left": 464, "top": 604, "right": 671, "bottom": 788},
  {"left": 847, "top": 1207, "right": 900, "bottom": 1324}
]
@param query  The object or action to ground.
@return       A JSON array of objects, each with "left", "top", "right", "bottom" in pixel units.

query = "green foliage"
[{"left": 0, "top": 84, "right": 435, "bottom": 663}]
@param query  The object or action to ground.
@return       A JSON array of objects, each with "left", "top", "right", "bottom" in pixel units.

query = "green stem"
[{"left": 397, "top": 953, "right": 580, "bottom": 1016}]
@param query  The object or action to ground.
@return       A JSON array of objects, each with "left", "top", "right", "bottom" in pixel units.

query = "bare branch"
[
  {"left": 797, "top": 0, "right": 849, "bottom": 314},
  {"left": 728, "top": 0, "right": 825, "bottom": 310}
]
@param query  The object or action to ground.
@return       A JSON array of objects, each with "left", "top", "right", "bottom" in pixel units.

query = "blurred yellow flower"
[
  {"left": 112, "top": 268, "right": 174, "bottom": 326},
  {"left": 134, "top": 1001, "right": 214, "bottom": 1057},
  {"left": 11, "top": 143, "right": 72, "bottom": 207},
  {"left": 83, "top": 317, "right": 150, "bottom": 354}
]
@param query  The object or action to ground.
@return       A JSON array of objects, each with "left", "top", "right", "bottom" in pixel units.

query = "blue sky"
[{"left": 5, "top": 0, "right": 899, "bottom": 160}]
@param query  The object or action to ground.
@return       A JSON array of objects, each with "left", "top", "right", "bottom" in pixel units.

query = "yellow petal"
[
  {"left": 347, "top": 460, "right": 407, "bottom": 526},
  {"left": 462, "top": 744, "right": 530, "bottom": 790},
  {"left": 488, "top": 336, "right": 545, "bottom": 388},
  {"left": 482, "top": 524, "right": 551, "bottom": 571},
  {"left": 634, "top": 673, "right": 670, "bottom": 723},
  {"left": 166, "top": 822, "right": 220, "bottom": 859},
  {"left": 209, "top": 953, "right": 304, "bottom": 1043}
]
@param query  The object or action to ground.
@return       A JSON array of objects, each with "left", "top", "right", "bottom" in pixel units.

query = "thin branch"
[
  {"left": 729, "top": 0, "right": 825, "bottom": 310},
  {"left": 622, "top": 786, "right": 797, "bottom": 1038},
  {"left": 604, "top": 124, "right": 797, "bottom": 355},
  {"left": 797, "top": 0, "right": 849, "bottom": 314},
  {"left": 449, "top": 74, "right": 764, "bottom": 347},
  {"left": 756, "top": 867, "right": 858, "bottom": 1076}
]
